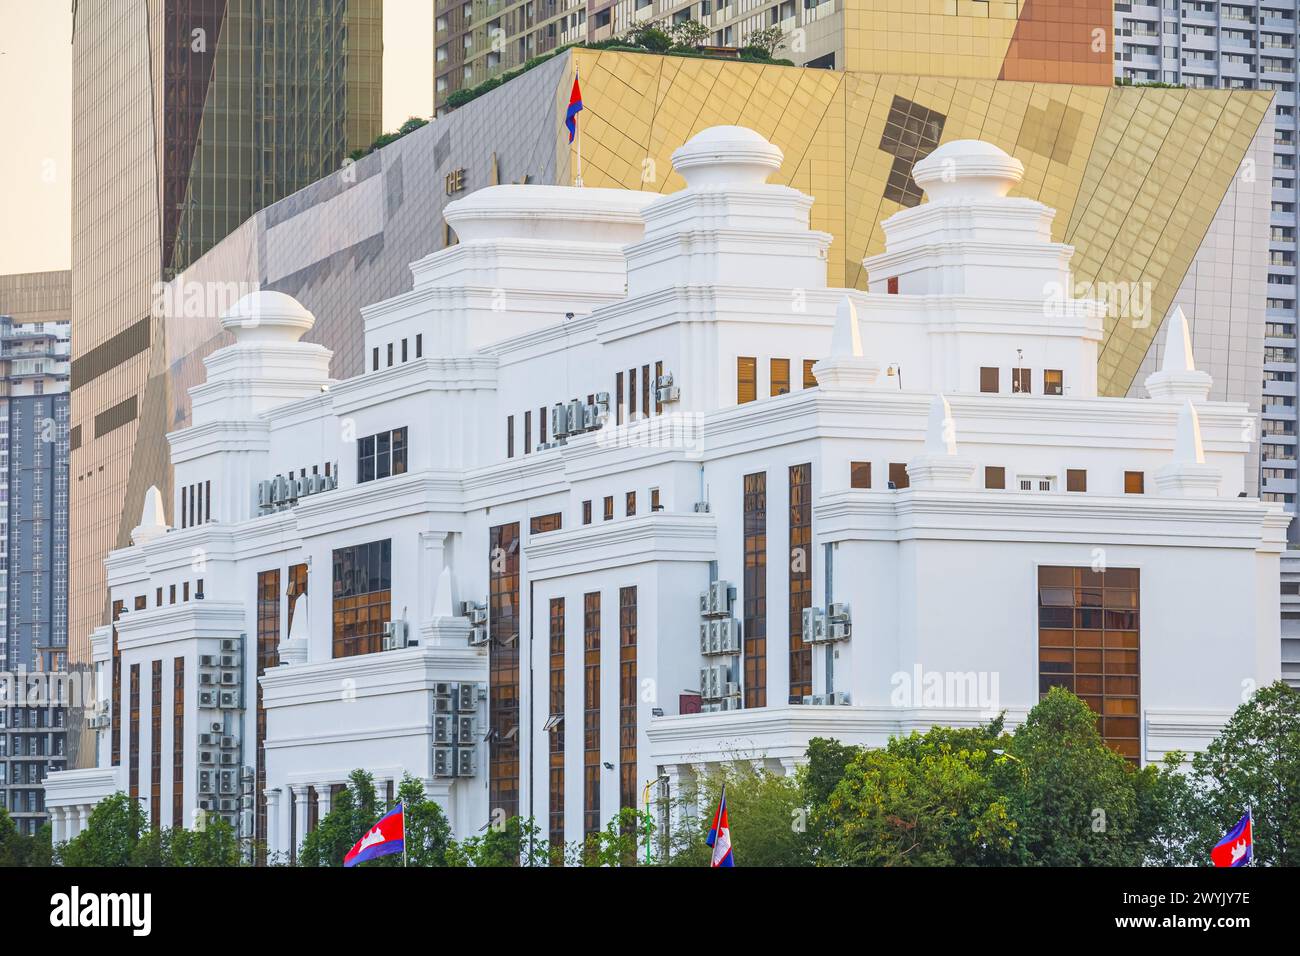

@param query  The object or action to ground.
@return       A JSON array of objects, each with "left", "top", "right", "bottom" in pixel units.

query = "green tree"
[
  {"left": 298, "top": 769, "right": 380, "bottom": 867},
  {"left": 575, "top": 807, "right": 651, "bottom": 866},
  {"left": 0, "top": 807, "right": 33, "bottom": 867},
  {"left": 394, "top": 774, "right": 453, "bottom": 867},
  {"left": 665, "top": 764, "right": 813, "bottom": 867},
  {"left": 623, "top": 21, "right": 674, "bottom": 53},
  {"left": 818, "top": 720, "right": 1015, "bottom": 866},
  {"left": 446, "top": 815, "right": 549, "bottom": 867},
  {"left": 741, "top": 26, "right": 785, "bottom": 58},
  {"left": 58, "top": 792, "right": 146, "bottom": 867},
  {"left": 1002, "top": 688, "right": 1154, "bottom": 866},
  {"left": 668, "top": 19, "right": 709, "bottom": 50},
  {"left": 1182, "top": 681, "right": 1300, "bottom": 866}
]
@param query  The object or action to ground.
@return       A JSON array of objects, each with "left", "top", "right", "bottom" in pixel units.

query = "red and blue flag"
[
  {"left": 565, "top": 71, "right": 584, "bottom": 144},
  {"left": 344, "top": 803, "right": 405, "bottom": 867},
  {"left": 1210, "top": 810, "right": 1253, "bottom": 867},
  {"left": 706, "top": 784, "right": 733, "bottom": 868}
]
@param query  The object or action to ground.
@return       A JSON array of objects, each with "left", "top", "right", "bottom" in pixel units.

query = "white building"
[{"left": 44, "top": 127, "right": 1286, "bottom": 860}]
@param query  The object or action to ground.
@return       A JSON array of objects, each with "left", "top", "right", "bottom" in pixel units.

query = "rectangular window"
[
  {"left": 743, "top": 472, "right": 767, "bottom": 708},
  {"left": 642, "top": 365, "right": 651, "bottom": 418},
  {"left": 650, "top": 487, "right": 661, "bottom": 511},
  {"left": 173, "top": 657, "right": 184, "bottom": 828},
  {"left": 619, "top": 587, "right": 638, "bottom": 817},
  {"left": 582, "top": 500, "right": 592, "bottom": 525},
  {"left": 980, "top": 367, "right": 999, "bottom": 393},
  {"left": 170, "top": 585, "right": 176, "bottom": 605},
  {"left": 803, "top": 359, "right": 818, "bottom": 389},
  {"left": 626, "top": 491, "right": 636, "bottom": 517},
  {"left": 583, "top": 591, "right": 601, "bottom": 839},
  {"left": 737, "top": 357, "right": 757, "bottom": 404},
  {"left": 540, "top": 406, "right": 547, "bottom": 445},
  {"left": 205, "top": 480, "right": 211, "bottom": 522},
  {"left": 134, "top": 595, "right": 146, "bottom": 611},
  {"left": 372, "top": 347, "right": 379, "bottom": 372},
  {"left": 183, "top": 581, "right": 190, "bottom": 602},
  {"left": 771, "top": 358, "right": 791, "bottom": 396},
  {"left": 850, "top": 461, "right": 872, "bottom": 489},
  {"left": 1124, "top": 471, "right": 1145, "bottom": 494},
  {"left": 181, "top": 486, "right": 187, "bottom": 529},
  {"left": 1066, "top": 469, "right": 1087, "bottom": 493},
  {"left": 507, "top": 416, "right": 515, "bottom": 459},
  {"left": 603, "top": 496, "right": 614, "bottom": 521},
  {"left": 655, "top": 361, "right": 664, "bottom": 414},
  {"left": 331, "top": 541, "right": 392, "bottom": 658},
  {"left": 489, "top": 523, "right": 521, "bottom": 821},
  {"left": 358, "top": 427, "right": 408, "bottom": 482},
  {"left": 129, "top": 664, "right": 140, "bottom": 800},
  {"left": 1038, "top": 566, "right": 1141, "bottom": 760},
  {"left": 151, "top": 660, "right": 162, "bottom": 828},
  {"left": 256, "top": 569, "right": 281, "bottom": 858},
  {"left": 985, "top": 466, "right": 1006, "bottom": 490},
  {"left": 889, "top": 462, "right": 910, "bottom": 489},
  {"left": 416, "top": 334, "right": 423, "bottom": 358},
  {"left": 616, "top": 371, "right": 624, "bottom": 425},
  {"left": 549, "top": 597, "right": 565, "bottom": 859},
  {"left": 525, "top": 411, "right": 533, "bottom": 455},
  {"left": 1044, "top": 369, "right": 1063, "bottom": 396},
  {"left": 530, "top": 512, "right": 563, "bottom": 534},
  {"left": 1012, "top": 367, "right": 1031, "bottom": 394},
  {"left": 155, "top": 587, "right": 162, "bottom": 607},
  {"left": 401, "top": 338, "right": 408, "bottom": 363},
  {"left": 628, "top": 368, "right": 637, "bottom": 418},
  {"left": 789, "top": 464, "right": 813, "bottom": 703},
  {"left": 387, "top": 343, "right": 394, "bottom": 367}
]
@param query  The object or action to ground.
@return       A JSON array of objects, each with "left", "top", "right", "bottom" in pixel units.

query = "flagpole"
[
  {"left": 402, "top": 801, "right": 408, "bottom": 868},
  {"left": 574, "top": 68, "right": 584, "bottom": 188}
]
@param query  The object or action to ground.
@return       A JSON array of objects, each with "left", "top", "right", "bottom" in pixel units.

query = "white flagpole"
[{"left": 402, "top": 802, "right": 408, "bottom": 868}]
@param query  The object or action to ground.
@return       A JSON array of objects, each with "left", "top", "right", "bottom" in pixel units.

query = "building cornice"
[{"left": 525, "top": 513, "right": 717, "bottom": 578}]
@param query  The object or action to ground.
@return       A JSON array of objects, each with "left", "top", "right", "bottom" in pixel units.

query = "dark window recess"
[
  {"left": 985, "top": 466, "right": 1006, "bottom": 490},
  {"left": 603, "top": 496, "right": 614, "bottom": 521},
  {"left": 850, "top": 461, "right": 872, "bottom": 489},
  {"left": 71, "top": 316, "right": 150, "bottom": 391},
  {"left": 94, "top": 396, "right": 138, "bottom": 438},
  {"left": 372, "top": 347, "right": 379, "bottom": 371},
  {"left": 886, "top": 276, "right": 899, "bottom": 294},
  {"left": 1066, "top": 469, "right": 1087, "bottom": 493},
  {"left": 980, "top": 367, "right": 999, "bottom": 393},
  {"left": 888, "top": 462, "right": 910, "bottom": 489},
  {"left": 1044, "top": 369, "right": 1063, "bottom": 395},
  {"left": 387, "top": 343, "right": 394, "bottom": 367},
  {"left": 582, "top": 500, "right": 592, "bottom": 525},
  {"left": 357, "top": 427, "right": 408, "bottom": 482},
  {"left": 507, "top": 416, "right": 514, "bottom": 458},
  {"left": 1012, "top": 367, "right": 1031, "bottom": 394},
  {"left": 1124, "top": 471, "right": 1145, "bottom": 495},
  {"left": 331, "top": 539, "right": 392, "bottom": 658},
  {"left": 70, "top": 425, "right": 82, "bottom": 451}
]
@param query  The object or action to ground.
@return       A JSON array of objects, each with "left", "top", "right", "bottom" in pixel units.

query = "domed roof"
[
  {"left": 913, "top": 140, "right": 1024, "bottom": 202},
  {"left": 671, "top": 125, "right": 784, "bottom": 189},
  {"left": 220, "top": 290, "right": 315, "bottom": 343}
]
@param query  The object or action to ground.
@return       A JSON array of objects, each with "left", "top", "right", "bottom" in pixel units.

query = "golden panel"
[{"left": 561, "top": 50, "right": 1270, "bottom": 399}]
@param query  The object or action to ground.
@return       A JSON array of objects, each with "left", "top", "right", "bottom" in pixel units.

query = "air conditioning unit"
[
  {"left": 219, "top": 799, "right": 237, "bottom": 813},
  {"left": 456, "top": 683, "right": 476, "bottom": 713},
  {"left": 382, "top": 620, "right": 409, "bottom": 651},
  {"left": 209, "top": 721, "right": 223, "bottom": 735},
  {"left": 218, "top": 691, "right": 238, "bottom": 709},
  {"left": 199, "top": 673, "right": 215, "bottom": 686},
  {"left": 271, "top": 476, "right": 288, "bottom": 504},
  {"left": 198, "top": 771, "right": 214, "bottom": 794},
  {"left": 219, "top": 672, "right": 237, "bottom": 686},
  {"left": 220, "top": 735, "right": 237, "bottom": 749},
  {"left": 709, "top": 580, "right": 732, "bottom": 616},
  {"left": 594, "top": 391, "right": 611, "bottom": 418},
  {"left": 456, "top": 715, "right": 476, "bottom": 742},
  {"left": 434, "top": 747, "right": 455, "bottom": 777},
  {"left": 716, "top": 618, "right": 741, "bottom": 655},
  {"left": 87, "top": 712, "right": 110, "bottom": 729},
  {"left": 433, "top": 682, "right": 453, "bottom": 698},
  {"left": 551, "top": 403, "right": 569, "bottom": 438},
  {"left": 456, "top": 748, "right": 477, "bottom": 777},
  {"left": 693, "top": 501, "right": 710, "bottom": 513},
  {"left": 461, "top": 601, "right": 487, "bottom": 625},
  {"left": 200, "top": 655, "right": 217, "bottom": 668},
  {"left": 582, "top": 403, "right": 599, "bottom": 429},
  {"left": 829, "top": 691, "right": 850, "bottom": 705},
  {"left": 828, "top": 602, "right": 850, "bottom": 620},
  {"left": 199, "top": 749, "right": 216, "bottom": 766},
  {"left": 221, "top": 639, "right": 238, "bottom": 653},
  {"left": 655, "top": 384, "right": 680, "bottom": 404},
  {"left": 219, "top": 771, "right": 238, "bottom": 794},
  {"left": 698, "top": 622, "right": 711, "bottom": 655},
  {"left": 566, "top": 400, "right": 584, "bottom": 434},
  {"left": 257, "top": 481, "right": 274, "bottom": 509},
  {"left": 434, "top": 696, "right": 453, "bottom": 714},
  {"left": 723, "top": 681, "right": 740, "bottom": 699},
  {"left": 829, "top": 619, "right": 851, "bottom": 641},
  {"left": 468, "top": 625, "right": 488, "bottom": 647},
  {"left": 806, "top": 694, "right": 827, "bottom": 706},
  {"left": 802, "top": 606, "right": 826, "bottom": 644},
  {"left": 219, "top": 752, "right": 237, "bottom": 766},
  {"left": 199, "top": 733, "right": 219, "bottom": 747},
  {"left": 322, "top": 474, "right": 338, "bottom": 491},
  {"left": 198, "top": 691, "right": 216, "bottom": 708},
  {"left": 698, "top": 591, "right": 710, "bottom": 615},
  {"left": 219, "top": 654, "right": 238, "bottom": 669},
  {"left": 434, "top": 715, "right": 454, "bottom": 744},
  {"left": 699, "top": 667, "right": 712, "bottom": 700}
]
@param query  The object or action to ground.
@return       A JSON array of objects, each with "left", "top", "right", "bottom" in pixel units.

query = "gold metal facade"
[
  {"left": 558, "top": 47, "right": 1271, "bottom": 397},
  {"left": 67, "top": 0, "right": 382, "bottom": 766}
]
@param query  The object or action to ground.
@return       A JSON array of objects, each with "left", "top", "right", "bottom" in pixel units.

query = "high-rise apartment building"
[
  {"left": 0, "top": 271, "right": 72, "bottom": 835},
  {"left": 434, "top": 0, "right": 1116, "bottom": 114},
  {"left": 67, "top": 1, "right": 382, "bottom": 765},
  {"left": 1116, "top": 2, "right": 1300, "bottom": 541}
]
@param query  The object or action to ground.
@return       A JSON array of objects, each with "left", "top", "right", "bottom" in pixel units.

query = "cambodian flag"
[
  {"left": 565, "top": 70, "right": 584, "bottom": 144},
  {"left": 344, "top": 803, "right": 405, "bottom": 867},
  {"left": 706, "top": 784, "right": 734, "bottom": 868},
  {"left": 1210, "top": 810, "right": 1253, "bottom": 868}
]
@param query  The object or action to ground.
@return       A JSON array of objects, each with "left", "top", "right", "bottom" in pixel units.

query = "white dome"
[
  {"left": 671, "top": 125, "right": 784, "bottom": 189},
  {"left": 444, "top": 184, "right": 653, "bottom": 245},
  {"left": 220, "top": 290, "right": 315, "bottom": 343},
  {"left": 913, "top": 139, "right": 1024, "bottom": 202}
]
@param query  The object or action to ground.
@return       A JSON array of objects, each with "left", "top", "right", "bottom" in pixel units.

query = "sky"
[{"left": 0, "top": 0, "right": 433, "bottom": 277}]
